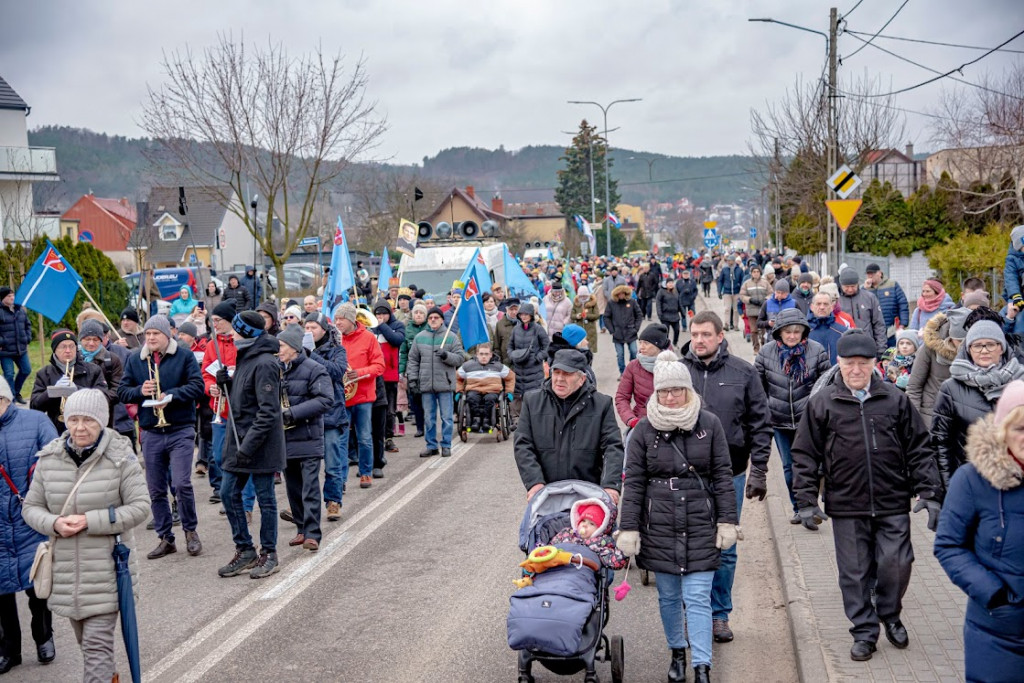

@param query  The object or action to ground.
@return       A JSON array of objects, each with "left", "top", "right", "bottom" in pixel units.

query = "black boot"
[
  {"left": 693, "top": 663, "right": 711, "bottom": 683},
  {"left": 470, "top": 416, "right": 481, "bottom": 432},
  {"left": 667, "top": 648, "right": 687, "bottom": 682}
]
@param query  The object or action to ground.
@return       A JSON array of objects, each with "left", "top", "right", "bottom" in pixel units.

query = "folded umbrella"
[{"left": 109, "top": 506, "right": 141, "bottom": 683}]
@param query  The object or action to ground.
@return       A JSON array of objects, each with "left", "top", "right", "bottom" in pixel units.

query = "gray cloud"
[{"left": 0, "top": 0, "right": 1020, "bottom": 164}]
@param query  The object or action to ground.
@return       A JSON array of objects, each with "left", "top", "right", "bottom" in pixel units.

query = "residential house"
[
  {"left": 926, "top": 144, "right": 1024, "bottom": 193},
  {"left": 0, "top": 74, "right": 60, "bottom": 244},
  {"left": 616, "top": 203, "right": 645, "bottom": 243},
  {"left": 504, "top": 200, "right": 565, "bottom": 247},
  {"left": 134, "top": 185, "right": 256, "bottom": 272},
  {"left": 61, "top": 194, "right": 137, "bottom": 272},
  {"left": 860, "top": 144, "right": 924, "bottom": 197},
  {"left": 420, "top": 186, "right": 509, "bottom": 239}
]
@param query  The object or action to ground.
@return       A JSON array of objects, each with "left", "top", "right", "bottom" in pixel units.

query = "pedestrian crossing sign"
[{"left": 827, "top": 165, "right": 862, "bottom": 199}]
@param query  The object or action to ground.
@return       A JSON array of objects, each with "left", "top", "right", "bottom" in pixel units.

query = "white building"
[{"left": 0, "top": 75, "right": 60, "bottom": 244}]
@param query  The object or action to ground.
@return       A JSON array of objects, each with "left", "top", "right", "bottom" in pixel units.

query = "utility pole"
[
  {"left": 827, "top": 6, "right": 839, "bottom": 274},
  {"left": 773, "top": 137, "right": 781, "bottom": 252}
]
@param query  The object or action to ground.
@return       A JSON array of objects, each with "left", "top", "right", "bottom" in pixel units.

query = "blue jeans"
[
  {"left": 347, "top": 402, "right": 373, "bottom": 476},
  {"left": 711, "top": 472, "right": 745, "bottom": 622},
  {"left": 421, "top": 392, "right": 454, "bottom": 450},
  {"left": 773, "top": 429, "right": 798, "bottom": 514},
  {"left": 0, "top": 353, "right": 31, "bottom": 398},
  {"left": 221, "top": 470, "right": 277, "bottom": 553},
  {"left": 654, "top": 570, "right": 716, "bottom": 667},
  {"left": 209, "top": 422, "right": 225, "bottom": 495},
  {"left": 323, "top": 425, "right": 350, "bottom": 504},
  {"left": 614, "top": 340, "right": 638, "bottom": 374}
]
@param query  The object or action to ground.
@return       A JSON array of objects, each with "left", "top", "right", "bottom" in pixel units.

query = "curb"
[{"left": 765, "top": 463, "right": 832, "bottom": 683}]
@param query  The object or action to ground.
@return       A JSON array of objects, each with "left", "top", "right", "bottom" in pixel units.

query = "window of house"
[{"left": 161, "top": 223, "right": 178, "bottom": 240}]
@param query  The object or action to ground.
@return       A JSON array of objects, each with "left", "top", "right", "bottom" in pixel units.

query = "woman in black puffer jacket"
[
  {"left": 617, "top": 351, "right": 737, "bottom": 683},
  {"left": 754, "top": 307, "right": 831, "bottom": 520},
  {"left": 507, "top": 303, "right": 549, "bottom": 399}
]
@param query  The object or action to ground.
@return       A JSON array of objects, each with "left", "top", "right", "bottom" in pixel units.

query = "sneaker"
[
  {"left": 372, "top": 468, "right": 384, "bottom": 479},
  {"left": 185, "top": 530, "right": 202, "bottom": 556},
  {"left": 195, "top": 463, "right": 208, "bottom": 476},
  {"left": 147, "top": 537, "right": 176, "bottom": 559},
  {"left": 481, "top": 420, "right": 492, "bottom": 432},
  {"left": 414, "top": 430, "right": 425, "bottom": 438},
  {"left": 470, "top": 417, "right": 481, "bottom": 432},
  {"left": 274, "top": 472, "right": 283, "bottom": 485},
  {"left": 385, "top": 438, "right": 398, "bottom": 453},
  {"left": 419, "top": 447, "right": 439, "bottom": 458},
  {"left": 790, "top": 513, "right": 801, "bottom": 525},
  {"left": 712, "top": 619, "right": 734, "bottom": 643},
  {"left": 280, "top": 509, "right": 295, "bottom": 524},
  {"left": 218, "top": 548, "right": 258, "bottom": 577},
  {"left": 441, "top": 447, "right": 452, "bottom": 457},
  {"left": 13, "top": 395, "right": 25, "bottom": 405},
  {"left": 326, "top": 501, "right": 341, "bottom": 522},
  {"left": 249, "top": 551, "right": 280, "bottom": 579},
  {"left": 171, "top": 502, "right": 181, "bottom": 527},
  {"left": 209, "top": 494, "right": 221, "bottom": 504},
  {"left": 302, "top": 538, "right": 320, "bottom": 552},
  {"left": 360, "top": 475, "right": 372, "bottom": 489}
]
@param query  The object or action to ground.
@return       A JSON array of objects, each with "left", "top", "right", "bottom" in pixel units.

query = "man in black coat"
[
  {"left": 606, "top": 285, "right": 643, "bottom": 376},
  {"left": 791, "top": 329, "right": 943, "bottom": 662},
  {"left": 277, "top": 325, "right": 332, "bottom": 552},
  {"left": 216, "top": 311, "right": 285, "bottom": 579},
  {"left": 680, "top": 310, "right": 772, "bottom": 644},
  {"left": 675, "top": 271, "right": 698, "bottom": 330},
  {"left": 305, "top": 313, "right": 349, "bottom": 521},
  {"left": 0, "top": 287, "right": 31, "bottom": 403},
  {"left": 30, "top": 330, "right": 108, "bottom": 432},
  {"left": 514, "top": 350, "right": 624, "bottom": 503},
  {"left": 222, "top": 275, "right": 253, "bottom": 311}
]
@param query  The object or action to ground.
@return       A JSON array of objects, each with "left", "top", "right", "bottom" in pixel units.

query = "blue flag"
[
  {"left": 16, "top": 241, "right": 82, "bottom": 322},
  {"left": 455, "top": 248, "right": 492, "bottom": 350},
  {"left": 502, "top": 244, "right": 541, "bottom": 301},
  {"left": 377, "top": 247, "right": 393, "bottom": 297},
  {"left": 321, "top": 217, "right": 357, "bottom": 316}
]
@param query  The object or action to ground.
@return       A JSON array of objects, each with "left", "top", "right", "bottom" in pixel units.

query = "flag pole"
[
  {"left": 76, "top": 281, "right": 123, "bottom": 340},
  {"left": 37, "top": 312, "right": 45, "bottom": 367},
  {"left": 440, "top": 281, "right": 466, "bottom": 347}
]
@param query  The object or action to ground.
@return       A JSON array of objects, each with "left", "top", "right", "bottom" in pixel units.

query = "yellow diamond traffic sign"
[
  {"left": 827, "top": 164, "right": 862, "bottom": 199},
  {"left": 826, "top": 199, "right": 863, "bottom": 232}
]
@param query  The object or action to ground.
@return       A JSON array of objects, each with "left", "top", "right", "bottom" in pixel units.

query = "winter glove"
[
  {"left": 216, "top": 368, "right": 232, "bottom": 388},
  {"left": 506, "top": 393, "right": 515, "bottom": 402},
  {"left": 798, "top": 505, "right": 828, "bottom": 532},
  {"left": 302, "top": 332, "right": 315, "bottom": 352},
  {"left": 1013, "top": 294, "right": 1024, "bottom": 311},
  {"left": 745, "top": 467, "right": 768, "bottom": 501},
  {"left": 282, "top": 408, "right": 294, "bottom": 426},
  {"left": 408, "top": 381, "right": 420, "bottom": 395},
  {"left": 454, "top": 393, "right": 462, "bottom": 403},
  {"left": 615, "top": 530, "right": 640, "bottom": 558},
  {"left": 895, "top": 373, "right": 910, "bottom": 390},
  {"left": 435, "top": 349, "right": 450, "bottom": 362},
  {"left": 913, "top": 498, "right": 942, "bottom": 532},
  {"left": 716, "top": 523, "right": 738, "bottom": 550}
]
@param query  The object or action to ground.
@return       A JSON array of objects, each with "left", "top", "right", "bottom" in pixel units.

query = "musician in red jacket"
[{"left": 334, "top": 304, "right": 385, "bottom": 490}]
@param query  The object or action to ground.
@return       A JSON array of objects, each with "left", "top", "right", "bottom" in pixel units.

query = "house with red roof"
[{"left": 61, "top": 193, "right": 138, "bottom": 272}]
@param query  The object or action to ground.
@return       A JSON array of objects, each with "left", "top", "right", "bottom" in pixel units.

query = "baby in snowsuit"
[{"left": 549, "top": 498, "right": 628, "bottom": 570}]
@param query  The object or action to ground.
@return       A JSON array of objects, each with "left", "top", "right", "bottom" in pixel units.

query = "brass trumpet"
[
  {"left": 57, "top": 360, "right": 72, "bottom": 423},
  {"left": 147, "top": 356, "right": 171, "bottom": 428},
  {"left": 280, "top": 366, "right": 294, "bottom": 430},
  {"left": 212, "top": 395, "right": 224, "bottom": 425}
]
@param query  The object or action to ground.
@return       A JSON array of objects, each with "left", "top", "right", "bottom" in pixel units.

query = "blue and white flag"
[
  {"left": 502, "top": 244, "right": 541, "bottom": 300},
  {"left": 321, "top": 217, "right": 357, "bottom": 316},
  {"left": 455, "top": 248, "right": 491, "bottom": 350},
  {"left": 606, "top": 211, "right": 621, "bottom": 228},
  {"left": 377, "top": 247, "right": 393, "bottom": 297},
  {"left": 16, "top": 241, "right": 82, "bottom": 322}
]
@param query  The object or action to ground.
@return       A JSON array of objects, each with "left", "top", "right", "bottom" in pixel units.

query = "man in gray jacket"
[
  {"left": 837, "top": 269, "right": 887, "bottom": 356},
  {"left": 407, "top": 307, "right": 465, "bottom": 457}
]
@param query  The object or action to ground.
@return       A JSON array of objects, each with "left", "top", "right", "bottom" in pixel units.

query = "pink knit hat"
[{"left": 995, "top": 380, "right": 1024, "bottom": 425}]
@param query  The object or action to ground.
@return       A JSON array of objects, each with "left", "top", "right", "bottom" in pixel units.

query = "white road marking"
[{"left": 145, "top": 441, "right": 470, "bottom": 682}]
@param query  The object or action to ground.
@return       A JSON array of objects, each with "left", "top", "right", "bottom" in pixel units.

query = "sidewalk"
[{"left": 698, "top": 292, "right": 967, "bottom": 682}]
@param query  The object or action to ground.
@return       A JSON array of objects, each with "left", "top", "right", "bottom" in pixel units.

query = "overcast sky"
[{"left": 1, "top": 0, "right": 1021, "bottom": 164}]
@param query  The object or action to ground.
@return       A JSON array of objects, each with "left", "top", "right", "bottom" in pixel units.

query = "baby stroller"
[
  {"left": 507, "top": 480, "right": 624, "bottom": 683},
  {"left": 456, "top": 390, "right": 513, "bottom": 443}
]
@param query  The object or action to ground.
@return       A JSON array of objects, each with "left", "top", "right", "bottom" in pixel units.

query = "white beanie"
[
  {"left": 64, "top": 388, "right": 109, "bottom": 427},
  {"left": 0, "top": 377, "right": 12, "bottom": 402},
  {"left": 652, "top": 350, "right": 693, "bottom": 391}
]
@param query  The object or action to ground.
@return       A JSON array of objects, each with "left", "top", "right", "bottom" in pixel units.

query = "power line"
[
  {"left": 845, "top": 29, "right": 1024, "bottom": 54},
  {"left": 843, "top": 0, "right": 910, "bottom": 60},
  {"left": 841, "top": 27, "right": 1024, "bottom": 98},
  {"left": 841, "top": 0, "right": 865, "bottom": 20}
]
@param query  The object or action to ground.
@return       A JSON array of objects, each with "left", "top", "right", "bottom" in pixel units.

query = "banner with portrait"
[{"left": 397, "top": 219, "right": 418, "bottom": 257}]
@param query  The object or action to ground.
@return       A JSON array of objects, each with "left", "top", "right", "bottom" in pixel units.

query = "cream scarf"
[{"left": 645, "top": 390, "right": 702, "bottom": 432}]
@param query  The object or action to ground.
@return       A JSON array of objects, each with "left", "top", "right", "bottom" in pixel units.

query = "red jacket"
[
  {"left": 341, "top": 324, "right": 386, "bottom": 406},
  {"left": 202, "top": 332, "right": 236, "bottom": 419},
  {"left": 614, "top": 359, "right": 654, "bottom": 427}
]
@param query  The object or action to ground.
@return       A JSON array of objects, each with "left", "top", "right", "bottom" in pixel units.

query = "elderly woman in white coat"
[{"left": 22, "top": 389, "right": 150, "bottom": 683}]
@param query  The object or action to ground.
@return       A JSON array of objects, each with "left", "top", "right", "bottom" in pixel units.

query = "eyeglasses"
[
  {"left": 656, "top": 388, "right": 687, "bottom": 398},
  {"left": 969, "top": 342, "right": 1001, "bottom": 353},
  {"left": 285, "top": 315, "right": 298, "bottom": 321}
]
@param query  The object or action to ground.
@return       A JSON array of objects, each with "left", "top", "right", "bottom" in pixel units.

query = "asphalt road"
[{"left": 7, "top": 293, "right": 797, "bottom": 683}]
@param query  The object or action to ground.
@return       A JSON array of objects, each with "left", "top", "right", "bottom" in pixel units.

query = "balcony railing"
[{"left": 0, "top": 146, "right": 58, "bottom": 176}]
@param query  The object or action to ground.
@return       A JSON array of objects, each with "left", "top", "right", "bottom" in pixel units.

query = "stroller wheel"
[
  {"left": 609, "top": 634, "right": 624, "bottom": 683},
  {"left": 641, "top": 569, "right": 650, "bottom": 586}
]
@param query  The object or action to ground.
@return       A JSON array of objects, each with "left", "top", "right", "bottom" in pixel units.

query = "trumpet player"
[
  {"left": 334, "top": 304, "right": 385, "bottom": 491},
  {"left": 202, "top": 302, "right": 238, "bottom": 504},
  {"left": 277, "top": 325, "right": 332, "bottom": 552},
  {"left": 118, "top": 315, "right": 205, "bottom": 560},
  {"left": 30, "top": 330, "right": 107, "bottom": 432}
]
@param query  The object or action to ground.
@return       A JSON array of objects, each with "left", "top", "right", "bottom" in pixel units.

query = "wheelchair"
[{"left": 456, "top": 391, "right": 513, "bottom": 443}]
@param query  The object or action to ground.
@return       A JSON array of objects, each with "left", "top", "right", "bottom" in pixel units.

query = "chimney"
[
  {"left": 491, "top": 193, "right": 504, "bottom": 215},
  {"left": 905, "top": 142, "right": 914, "bottom": 158},
  {"left": 465, "top": 185, "right": 475, "bottom": 199},
  {"left": 120, "top": 197, "right": 129, "bottom": 207}
]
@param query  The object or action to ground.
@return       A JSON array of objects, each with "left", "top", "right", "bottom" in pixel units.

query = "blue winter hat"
[{"left": 561, "top": 324, "right": 587, "bottom": 348}]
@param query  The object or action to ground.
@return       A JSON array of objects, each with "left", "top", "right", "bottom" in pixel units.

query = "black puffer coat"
[
  {"left": 755, "top": 337, "right": 831, "bottom": 429},
  {"left": 931, "top": 375, "right": 996, "bottom": 489},
  {"left": 655, "top": 287, "right": 682, "bottom": 322},
  {"left": 308, "top": 331, "right": 349, "bottom": 430},
  {"left": 281, "top": 353, "right": 333, "bottom": 459},
  {"left": 676, "top": 278, "right": 698, "bottom": 307},
  {"left": 507, "top": 316, "right": 549, "bottom": 397},
  {"left": 619, "top": 413, "right": 738, "bottom": 575},
  {"left": 606, "top": 286, "right": 642, "bottom": 344},
  {"left": 0, "top": 304, "right": 31, "bottom": 359},
  {"left": 223, "top": 334, "right": 285, "bottom": 474}
]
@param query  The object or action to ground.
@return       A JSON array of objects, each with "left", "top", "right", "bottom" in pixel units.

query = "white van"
[{"left": 398, "top": 242, "right": 506, "bottom": 298}]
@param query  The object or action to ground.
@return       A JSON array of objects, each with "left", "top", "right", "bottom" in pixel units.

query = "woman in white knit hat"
[
  {"left": 617, "top": 351, "right": 739, "bottom": 683},
  {"left": 22, "top": 389, "right": 150, "bottom": 683}
]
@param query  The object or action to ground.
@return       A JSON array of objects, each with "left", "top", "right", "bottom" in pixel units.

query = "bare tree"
[
  {"left": 140, "top": 35, "right": 387, "bottom": 288},
  {"left": 345, "top": 167, "right": 448, "bottom": 255},
  {"left": 930, "top": 62, "right": 1024, "bottom": 218}
]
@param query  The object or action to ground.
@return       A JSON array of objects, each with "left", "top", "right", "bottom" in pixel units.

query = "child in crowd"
[
  {"left": 549, "top": 499, "right": 627, "bottom": 570},
  {"left": 1003, "top": 225, "right": 1024, "bottom": 334},
  {"left": 879, "top": 329, "right": 918, "bottom": 390},
  {"left": 455, "top": 342, "right": 515, "bottom": 432}
]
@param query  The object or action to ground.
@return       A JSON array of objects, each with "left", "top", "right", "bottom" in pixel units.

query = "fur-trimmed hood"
[
  {"left": 570, "top": 497, "right": 614, "bottom": 537},
  {"left": 611, "top": 284, "right": 633, "bottom": 302},
  {"left": 922, "top": 312, "right": 958, "bottom": 364},
  {"left": 966, "top": 413, "right": 1024, "bottom": 491}
]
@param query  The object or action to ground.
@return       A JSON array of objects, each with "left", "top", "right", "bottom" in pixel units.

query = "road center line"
[{"left": 145, "top": 442, "right": 469, "bottom": 681}]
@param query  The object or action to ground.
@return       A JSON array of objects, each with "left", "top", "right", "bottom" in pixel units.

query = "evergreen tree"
[{"left": 555, "top": 120, "right": 621, "bottom": 253}]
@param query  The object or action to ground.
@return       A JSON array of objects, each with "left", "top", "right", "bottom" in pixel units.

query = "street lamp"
[
  {"left": 747, "top": 18, "right": 828, "bottom": 51},
  {"left": 568, "top": 98, "right": 641, "bottom": 257},
  {"left": 628, "top": 156, "right": 657, "bottom": 182}
]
